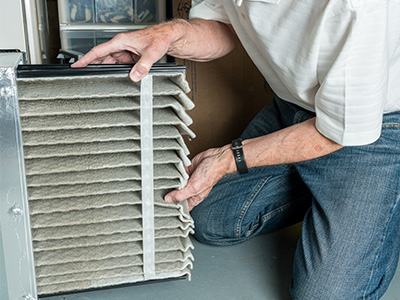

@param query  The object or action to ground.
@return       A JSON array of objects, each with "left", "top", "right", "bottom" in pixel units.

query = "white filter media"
[{"left": 17, "top": 72, "right": 195, "bottom": 295}]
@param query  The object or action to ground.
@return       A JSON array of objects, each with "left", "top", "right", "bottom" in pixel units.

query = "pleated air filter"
[{"left": 0, "top": 54, "right": 195, "bottom": 299}]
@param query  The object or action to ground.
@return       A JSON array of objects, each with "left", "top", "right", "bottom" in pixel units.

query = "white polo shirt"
[{"left": 190, "top": 0, "right": 400, "bottom": 146}]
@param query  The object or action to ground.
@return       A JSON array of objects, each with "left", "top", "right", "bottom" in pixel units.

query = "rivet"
[{"left": 8, "top": 204, "right": 23, "bottom": 216}]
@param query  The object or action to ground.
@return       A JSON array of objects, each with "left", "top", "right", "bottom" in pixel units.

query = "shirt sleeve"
[
  {"left": 189, "top": 0, "right": 231, "bottom": 24},
  {"left": 315, "top": 3, "right": 390, "bottom": 146}
]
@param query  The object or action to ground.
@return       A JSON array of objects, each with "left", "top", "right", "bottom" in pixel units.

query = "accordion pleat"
[{"left": 17, "top": 73, "right": 195, "bottom": 295}]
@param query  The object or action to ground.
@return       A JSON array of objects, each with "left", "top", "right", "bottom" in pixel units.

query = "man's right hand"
[
  {"left": 71, "top": 21, "right": 182, "bottom": 82},
  {"left": 71, "top": 18, "right": 238, "bottom": 82}
]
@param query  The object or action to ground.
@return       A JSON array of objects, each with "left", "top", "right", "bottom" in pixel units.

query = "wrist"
[
  {"left": 166, "top": 19, "right": 190, "bottom": 54},
  {"left": 217, "top": 144, "right": 237, "bottom": 176}
]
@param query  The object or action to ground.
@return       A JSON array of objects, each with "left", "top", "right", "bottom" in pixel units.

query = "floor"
[{"left": 42, "top": 224, "right": 400, "bottom": 300}]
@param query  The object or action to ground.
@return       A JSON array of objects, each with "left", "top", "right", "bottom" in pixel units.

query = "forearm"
[
  {"left": 167, "top": 18, "right": 238, "bottom": 61},
  {"left": 165, "top": 117, "right": 343, "bottom": 208},
  {"left": 221, "top": 117, "right": 344, "bottom": 175}
]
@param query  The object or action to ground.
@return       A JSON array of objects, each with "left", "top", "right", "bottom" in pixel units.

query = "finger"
[
  {"left": 183, "top": 164, "right": 192, "bottom": 176},
  {"left": 188, "top": 200, "right": 195, "bottom": 211},
  {"left": 164, "top": 184, "right": 198, "bottom": 203},
  {"left": 164, "top": 189, "right": 185, "bottom": 203},
  {"left": 102, "top": 56, "right": 117, "bottom": 64},
  {"left": 72, "top": 39, "right": 121, "bottom": 68},
  {"left": 187, "top": 196, "right": 204, "bottom": 211},
  {"left": 112, "top": 51, "right": 140, "bottom": 64},
  {"left": 185, "top": 164, "right": 195, "bottom": 176},
  {"left": 186, "top": 151, "right": 207, "bottom": 175}
]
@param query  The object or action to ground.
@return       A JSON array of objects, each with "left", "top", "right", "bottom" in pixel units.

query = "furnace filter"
[{"left": 16, "top": 71, "right": 195, "bottom": 295}]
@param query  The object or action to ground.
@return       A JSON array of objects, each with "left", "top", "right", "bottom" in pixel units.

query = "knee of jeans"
[
  {"left": 191, "top": 207, "right": 245, "bottom": 246},
  {"left": 192, "top": 226, "right": 248, "bottom": 246},
  {"left": 290, "top": 273, "right": 361, "bottom": 300},
  {"left": 290, "top": 261, "right": 384, "bottom": 300}
]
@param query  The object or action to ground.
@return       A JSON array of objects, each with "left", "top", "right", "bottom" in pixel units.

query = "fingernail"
[
  {"left": 164, "top": 195, "right": 172, "bottom": 203},
  {"left": 130, "top": 70, "right": 142, "bottom": 82}
]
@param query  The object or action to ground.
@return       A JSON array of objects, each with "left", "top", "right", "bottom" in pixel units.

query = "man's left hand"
[{"left": 164, "top": 145, "right": 234, "bottom": 211}]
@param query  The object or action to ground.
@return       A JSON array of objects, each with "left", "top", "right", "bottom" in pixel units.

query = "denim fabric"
[{"left": 190, "top": 97, "right": 400, "bottom": 299}]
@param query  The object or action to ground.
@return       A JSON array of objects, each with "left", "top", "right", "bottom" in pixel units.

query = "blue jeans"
[{"left": 191, "top": 97, "right": 400, "bottom": 299}]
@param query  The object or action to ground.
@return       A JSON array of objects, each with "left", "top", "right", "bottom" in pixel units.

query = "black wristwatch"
[{"left": 232, "top": 139, "right": 248, "bottom": 174}]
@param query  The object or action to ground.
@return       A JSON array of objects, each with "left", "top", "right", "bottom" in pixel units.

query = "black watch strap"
[{"left": 232, "top": 139, "right": 248, "bottom": 174}]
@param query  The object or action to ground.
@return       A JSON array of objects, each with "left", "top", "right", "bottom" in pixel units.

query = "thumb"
[
  {"left": 164, "top": 185, "right": 196, "bottom": 203},
  {"left": 129, "top": 51, "right": 161, "bottom": 82}
]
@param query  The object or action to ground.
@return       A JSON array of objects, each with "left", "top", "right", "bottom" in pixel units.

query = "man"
[{"left": 72, "top": 0, "right": 400, "bottom": 298}]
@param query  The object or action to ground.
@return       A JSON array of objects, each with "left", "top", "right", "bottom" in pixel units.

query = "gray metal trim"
[{"left": 0, "top": 53, "right": 37, "bottom": 300}]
